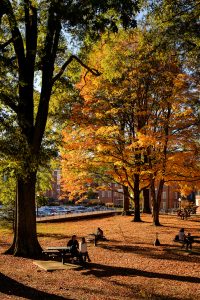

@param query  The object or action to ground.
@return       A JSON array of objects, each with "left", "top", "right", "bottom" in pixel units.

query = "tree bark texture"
[
  {"left": 122, "top": 185, "right": 131, "bottom": 215},
  {"left": 151, "top": 178, "right": 164, "bottom": 226},
  {"left": 132, "top": 174, "right": 142, "bottom": 222},
  {"left": 143, "top": 188, "right": 151, "bottom": 213},
  {"left": 6, "top": 173, "right": 43, "bottom": 257},
  {"left": 3, "top": 0, "right": 62, "bottom": 258}
]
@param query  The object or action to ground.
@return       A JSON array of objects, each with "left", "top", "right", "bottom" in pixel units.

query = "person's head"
[
  {"left": 72, "top": 235, "right": 77, "bottom": 240},
  {"left": 188, "top": 233, "right": 191, "bottom": 236},
  {"left": 82, "top": 237, "right": 86, "bottom": 243},
  {"left": 180, "top": 228, "right": 184, "bottom": 232}
]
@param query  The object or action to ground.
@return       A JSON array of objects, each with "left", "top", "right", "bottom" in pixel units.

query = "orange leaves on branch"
[{"left": 61, "top": 28, "right": 200, "bottom": 201}]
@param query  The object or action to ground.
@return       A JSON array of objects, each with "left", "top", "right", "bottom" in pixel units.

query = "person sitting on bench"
[
  {"left": 177, "top": 228, "right": 194, "bottom": 250},
  {"left": 178, "top": 228, "right": 186, "bottom": 247},
  {"left": 94, "top": 227, "right": 104, "bottom": 246},
  {"left": 67, "top": 235, "right": 82, "bottom": 262},
  {"left": 79, "top": 237, "right": 91, "bottom": 262},
  {"left": 185, "top": 233, "right": 194, "bottom": 250}
]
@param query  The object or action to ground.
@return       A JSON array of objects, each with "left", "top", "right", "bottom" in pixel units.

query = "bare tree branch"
[
  {"left": 52, "top": 55, "right": 101, "bottom": 84},
  {"left": 0, "top": 93, "right": 18, "bottom": 113},
  {"left": 0, "top": 38, "right": 13, "bottom": 51}
]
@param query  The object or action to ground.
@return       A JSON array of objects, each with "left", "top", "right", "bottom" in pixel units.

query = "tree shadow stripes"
[{"left": 0, "top": 272, "right": 73, "bottom": 300}]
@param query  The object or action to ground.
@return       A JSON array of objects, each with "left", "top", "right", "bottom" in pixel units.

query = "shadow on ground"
[
  {"left": 110, "top": 278, "right": 194, "bottom": 300},
  {"left": 81, "top": 262, "right": 200, "bottom": 284},
  {"left": 71, "top": 278, "right": 185, "bottom": 300},
  {"left": 99, "top": 243, "right": 200, "bottom": 262},
  {"left": 0, "top": 272, "right": 72, "bottom": 300},
  {"left": 37, "top": 233, "right": 69, "bottom": 239}
]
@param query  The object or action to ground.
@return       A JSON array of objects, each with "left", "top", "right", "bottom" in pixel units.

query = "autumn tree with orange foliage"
[{"left": 61, "top": 29, "right": 200, "bottom": 224}]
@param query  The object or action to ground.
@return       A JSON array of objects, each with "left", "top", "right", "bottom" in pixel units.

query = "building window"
[
  {"left": 102, "top": 191, "right": 106, "bottom": 197},
  {"left": 162, "top": 191, "right": 166, "bottom": 200},
  {"left": 108, "top": 191, "right": 112, "bottom": 197}
]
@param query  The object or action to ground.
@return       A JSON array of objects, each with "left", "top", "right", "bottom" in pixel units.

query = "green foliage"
[
  {"left": 0, "top": 172, "right": 16, "bottom": 205},
  {"left": 0, "top": 0, "right": 141, "bottom": 256},
  {"left": 145, "top": 0, "right": 200, "bottom": 71},
  {"left": 62, "top": 0, "right": 139, "bottom": 39},
  {"left": 36, "top": 195, "right": 49, "bottom": 208},
  {"left": 0, "top": 0, "right": 140, "bottom": 178}
]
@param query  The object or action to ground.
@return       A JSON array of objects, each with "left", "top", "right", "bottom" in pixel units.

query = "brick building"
[
  {"left": 98, "top": 184, "right": 180, "bottom": 210},
  {"left": 98, "top": 183, "right": 124, "bottom": 207},
  {"left": 44, "top": 169, "right": 61, "bottom": 201},
  {"left": 43, "top": 168, "right": 190, "bottom": 211}
]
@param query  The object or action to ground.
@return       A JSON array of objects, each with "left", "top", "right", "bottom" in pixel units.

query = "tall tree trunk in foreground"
[{"left": 5, "top": 172, "right": 43, "bottom": 257}]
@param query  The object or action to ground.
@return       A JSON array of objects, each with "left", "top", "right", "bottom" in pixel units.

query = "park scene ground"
[{"left": 0, "top": 213, "right": 200, "bottom": 300}]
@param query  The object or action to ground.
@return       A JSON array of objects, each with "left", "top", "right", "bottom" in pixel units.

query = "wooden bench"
[
  {"left": 173, "top": 239, "right": 185, "bottom": 244},
  {"left": 86, "top": 234, "right": 107, "bottom": 246},
  {"left": 86, "top": 234, "right": 96, "bottom": 243},
  {"left": 173, "top": 238, "right": 200, "bottom": 249}
]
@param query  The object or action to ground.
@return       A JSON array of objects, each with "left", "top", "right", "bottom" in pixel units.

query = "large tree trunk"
[
  {"left": 5, "top": 172, "right": 42, "bottom": 257},
  {"left": 143, "top": 188, "right": 151, "bottom": 213},
  {"left": 132, "top": 174, "right": 142, "bottom": 222},
  {"left": 151, "top": 178, "right": 164, "bottom": 226},
  {"left": 152, "top": 201, "right": 161, "bottom": 226},
  {"left": 122, "top": 185, "right": 131, "bottom": 215}
]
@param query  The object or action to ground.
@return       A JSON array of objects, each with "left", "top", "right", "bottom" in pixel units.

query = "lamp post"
[
  {"left": 178, "top": 197, "right": 181, "bottom": 209},
  {"left": 36, "top": 193, "right": 39, "bottom": 217}
]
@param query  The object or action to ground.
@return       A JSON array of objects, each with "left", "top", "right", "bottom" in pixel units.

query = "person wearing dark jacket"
[
  {"left": 185, "top": 233, "right": 194, "bottom": 250},
  {"left": 67, "top": 235, "right": 80, "bottom": 260},
  {"left": 94, "top": 227, "right": 104, "bottom": 246}
]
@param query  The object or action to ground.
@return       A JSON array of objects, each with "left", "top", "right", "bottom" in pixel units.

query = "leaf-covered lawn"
[{"left": 1, "top": 214, "right": 200, "bottom": 299}]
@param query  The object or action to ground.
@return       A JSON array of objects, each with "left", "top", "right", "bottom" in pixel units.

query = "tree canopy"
[
  {"left": 61, "top": 24, "right": 200, "bottom": 224},
  {"left": 0, "top": 0, "right": 139, "bottom": 257}
]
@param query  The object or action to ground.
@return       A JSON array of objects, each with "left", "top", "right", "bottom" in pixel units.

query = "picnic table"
[{"left": 44, "top": 246, "right": 71, "bottom": 264}]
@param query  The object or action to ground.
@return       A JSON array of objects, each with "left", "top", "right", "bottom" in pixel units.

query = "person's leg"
[
  {"left": 185, "top": 241, "right": 189, "bottom": 250},
  {"left": 81, "top": 252, "right": 86, "bottom": 261},
  {"left": 77, "top": 251, "right": 83, "bottom": 263},
  {"left": 79, "top": 252, "right": 85, "bottom": 261},
  {"left": 86, "top": 251, "right": 91, "bottom": 262},
  {"left": 70, "top": 251, "right": 75, "bottom": 263},
  {"left": 181, "top": 241, "right": 185, "bottom": 249}
]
